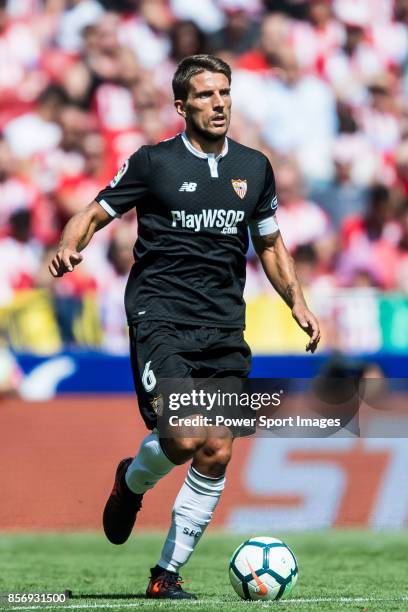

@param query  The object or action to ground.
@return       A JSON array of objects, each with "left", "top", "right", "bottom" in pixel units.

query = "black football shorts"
[{"left": 129, "top": 320, "right": 252, "bottom": 431}]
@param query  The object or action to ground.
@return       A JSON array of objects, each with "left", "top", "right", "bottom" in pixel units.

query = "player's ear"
[{"left": 174, "top": 99, "right": 187, "bottom": 119}]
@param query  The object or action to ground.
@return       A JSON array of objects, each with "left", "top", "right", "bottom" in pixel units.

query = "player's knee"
[
  {"left": 176, "top": 436, "right": 207, "bottom": 454},
  {"left": 202, "top": 442, "right": 232, "bottom": 475},
  {"left": 212, "top": 446, "right": 232, "bottom": 471},
  {"left": 162, "top": 435, "right": 207, "bottom": 464}
]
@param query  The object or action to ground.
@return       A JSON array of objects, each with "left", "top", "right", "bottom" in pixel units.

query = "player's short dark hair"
[{"left": 172, "top": 54, "right": 231, "bottom": 101}]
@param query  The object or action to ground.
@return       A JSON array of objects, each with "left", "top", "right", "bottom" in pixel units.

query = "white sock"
[
  {"left": 158, "top": 466, "right": 226, "bottom": 572},
  {"left": 125, "top": 433, "right": 176, "bottom": 494}
]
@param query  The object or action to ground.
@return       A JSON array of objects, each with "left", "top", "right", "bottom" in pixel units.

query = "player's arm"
[
  {"left": 49, "top": 201, "right": 112, "bottom": 277},
  {"left": 50, "top": 148, "right": 150, "bottom": 278},
  {"left": 252, "top": 230, "right": 320, "bottom": 353}
]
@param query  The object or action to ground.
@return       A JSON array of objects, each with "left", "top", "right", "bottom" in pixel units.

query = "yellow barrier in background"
[{"left": 245, "top": 293, "right": 316, "bottom": 354}]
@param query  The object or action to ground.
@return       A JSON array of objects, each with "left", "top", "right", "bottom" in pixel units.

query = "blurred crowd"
[{"left": 1, "top": 0, "right": 408, "bottom": 353}]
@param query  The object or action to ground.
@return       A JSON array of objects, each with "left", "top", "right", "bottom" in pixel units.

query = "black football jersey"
[{"left": 95, "top": 133, "right": 278, "bottom": 329}]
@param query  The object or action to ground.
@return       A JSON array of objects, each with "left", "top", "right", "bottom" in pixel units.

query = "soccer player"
[{"left": 49, "top": 55, "right": 320, "bottom": 599}]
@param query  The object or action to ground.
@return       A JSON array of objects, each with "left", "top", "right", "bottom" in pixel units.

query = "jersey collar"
[{"left": 181, "top": 131, "right": 228, "bottom": 162}]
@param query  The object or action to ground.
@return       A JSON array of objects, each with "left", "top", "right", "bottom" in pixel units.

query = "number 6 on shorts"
[{"left": 142, "top": 361, "right": 156, "bottom": 392}]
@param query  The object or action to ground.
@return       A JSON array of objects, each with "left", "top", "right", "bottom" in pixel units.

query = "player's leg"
[
  {"left": 122, "top": 341, "right": 210, "bottom": 497},
  {"left": 146, "top": 328, "right": 251, "bottom": 597},
  {"left": 147, "top": 432, "right": 232, "bottom": 599},
  {"left": 158, "top": 432, "right": 232, "bottom": 568},
  {"left": 104, "top": 431, "right": 209, "bottom": 545},
  {"left": 191, "top": 428, "right": 233, "bottom": 477},
  {"left": 103, "top": 323, "right": 208, "bottom": 545}
]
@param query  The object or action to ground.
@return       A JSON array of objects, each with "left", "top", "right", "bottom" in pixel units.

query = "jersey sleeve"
[
  {"left": 249, "top": 157, "right": 279, "bottom": 236},
  {"left": 95, "top": 146, "right": 150, "bottom": 218}
]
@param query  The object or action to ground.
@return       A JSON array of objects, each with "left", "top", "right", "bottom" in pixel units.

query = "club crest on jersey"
[
  {"left": 150, "top": 394, "right": 163, "bottom": 416},
  {"left": 231, "top": 179, "right": 247, "bottom": 200},
  {"left": 110, "top": 159, "right": 129, "bottom": 188}
]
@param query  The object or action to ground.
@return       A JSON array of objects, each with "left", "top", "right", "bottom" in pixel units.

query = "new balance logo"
[{"left": 179, "top": 182, "right": 197, "bottom": 192}]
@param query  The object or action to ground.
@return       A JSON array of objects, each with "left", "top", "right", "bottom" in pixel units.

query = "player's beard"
[{"left": 189, "top": 114, "right": 229, "bottom": 143}]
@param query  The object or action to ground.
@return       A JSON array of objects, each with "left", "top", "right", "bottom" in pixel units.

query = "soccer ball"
[{"left": 229, "top": 536, "right": 298, "bottom": 601}]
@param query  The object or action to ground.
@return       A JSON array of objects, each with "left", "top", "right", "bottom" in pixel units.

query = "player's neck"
[{"left": 185, "top": 129, "right": 226, "bottom": 157}]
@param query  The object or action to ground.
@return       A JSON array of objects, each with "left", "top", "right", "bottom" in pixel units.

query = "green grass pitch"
[{"left": 0, "top": 531, "right": 408, "bottom": 611}]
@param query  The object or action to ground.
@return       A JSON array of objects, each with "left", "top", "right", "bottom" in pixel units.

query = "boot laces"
[{"left": 153, "top": 572, "right": 184, "bottom": 592}]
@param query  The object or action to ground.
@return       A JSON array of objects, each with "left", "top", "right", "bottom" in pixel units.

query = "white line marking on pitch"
[{"left": 6, "top": 595, "right": 408, "bottom": 610}]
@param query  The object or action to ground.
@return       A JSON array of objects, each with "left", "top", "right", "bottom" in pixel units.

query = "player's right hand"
[{"left": 49, "top": 248, "right": 83, "bottom": 277}]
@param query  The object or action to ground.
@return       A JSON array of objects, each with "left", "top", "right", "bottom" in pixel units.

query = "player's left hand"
[{"left": 291, "top": 305, "right": 320, "bottom": 353}]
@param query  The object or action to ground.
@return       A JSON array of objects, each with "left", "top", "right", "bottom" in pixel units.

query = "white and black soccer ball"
[{"left": 229, "top": 536, "right": 298, "bottom": 601}]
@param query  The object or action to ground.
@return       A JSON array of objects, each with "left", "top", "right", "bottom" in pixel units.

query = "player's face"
[{"left": 176, "top": 71, "right": 231, "bottom": 141}]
